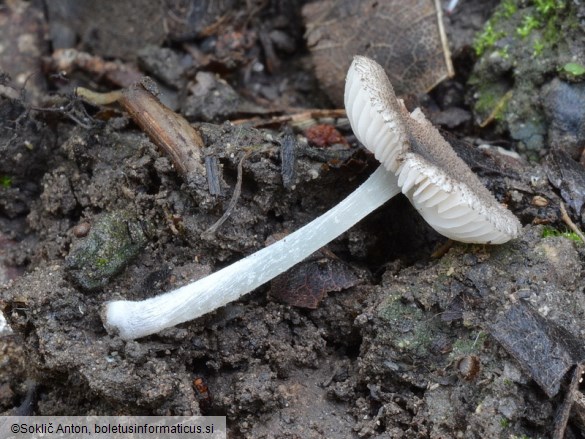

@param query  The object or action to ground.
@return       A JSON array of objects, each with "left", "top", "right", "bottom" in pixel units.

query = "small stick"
[
  {"left": 552, "top": 364, "right": 584, "bottom": 439},
  {"left": 479, "top": 90, "right": 513, "bottom": 128},
  {"left": 77, "top": 80, "right": 207, "bottom": 187},
  {"left": 559, "top": 201, "right": 585, "bottom": 242},
  {"left": 231, "top": 109, "right": 347, "bottom": 127},
  {"left": 75, "top": 87, "right": 122, "bottom": 105},
  {"left": 50, "top": 48, "right": 143, "bottom": 88},
  {"left": 204, "top": 151, "right": 251, "bottom": 236}
]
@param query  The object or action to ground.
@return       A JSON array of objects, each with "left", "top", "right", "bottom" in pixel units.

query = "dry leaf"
[
  {"left": 270, "top": 258, "right": 359, "bottom": 309},
  {"left": 303, "top": 0, "right": 453, "bottom": 106}
]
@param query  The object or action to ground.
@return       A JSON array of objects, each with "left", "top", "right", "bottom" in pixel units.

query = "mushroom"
[
  {"left": 345, "top": 56, "right": 520, "bottom": 243},
  {"left": 103, "top": 56, "right": 520, "bottom": 340}
]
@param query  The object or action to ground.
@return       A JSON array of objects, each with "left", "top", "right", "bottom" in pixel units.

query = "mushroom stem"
[{"left": 104, "top": 166, "right": 400, "bottom": 339}]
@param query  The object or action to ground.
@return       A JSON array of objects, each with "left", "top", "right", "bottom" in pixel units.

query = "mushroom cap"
[
  {"left": 344, "top": 56, "right": 521, "bottom": 244},
  {"left": 344, "top": 55, "right": 408, "bottom": 173}
]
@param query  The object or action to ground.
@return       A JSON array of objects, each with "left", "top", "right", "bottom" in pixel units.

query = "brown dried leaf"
[
  {"left": 270, "top": 258, "right": 359, "bottom": 309},
  {"left": 303, "top": 0, "right": 453, "bottom": 106}
]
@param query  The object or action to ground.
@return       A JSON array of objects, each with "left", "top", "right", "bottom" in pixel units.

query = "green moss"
[
  {"left": 0, "top": 176, "right": 12, "bottom": 188},
  {"left": 474, "top": 89, "right": 497, "bottom": 115},
  {"left": 474, "top": 0, "right": 571, "bottom": 58},
  {"left": 517, "top": 15, "right": 540, "bottom": 38},
  {"left": 96, "top": 257, "right": 110, "bottom": 267},
  {"left": 473, "top": 21, "right": 506, "bottom": 56},
  {"left": 541, "top": 226, "right": 582, "bottom": 243},
  {"left": 473, "top": 0, "right": 518, "bottom": 56},
  {"left": 532, "top": 39, "right": 545, "bottom": 56},
  {"left": 534, "top": 0, "right": 565, "bottom": 15},
  {"left": 498, "top": 45, "right": 511, "bottom": 59},
  {"left": 500, "top": 418, "right": 511, "bottom": 428},
  {"left": 529, "top": 0, "right": 569, "bottom": 49},
  {"left": 501, "top": 0, "right": 518, "bottom": 17}
]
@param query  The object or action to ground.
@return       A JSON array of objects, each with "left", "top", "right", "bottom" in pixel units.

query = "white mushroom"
[
  {"left": 345, "top": 56, "right": 521, "bottom": 244},
  {"left": 103, "top": 56, "right": 521, "bottom": 340}
]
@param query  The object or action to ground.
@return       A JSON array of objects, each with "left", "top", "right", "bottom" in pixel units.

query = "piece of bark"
[{"left": 117, "top": 80, "right": 207, "bottom": 187}]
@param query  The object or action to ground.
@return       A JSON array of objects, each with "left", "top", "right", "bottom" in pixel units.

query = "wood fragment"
[
  {"left": 117, "top": 81, "right": 206, "bottom": 182},
  {"left": 204, "top": 156, "right": 223, "bottom": 196},
  {"left": 489, "top": 302, "right": 585, "bottom": 398},
  {"left": 280, "top": 127, "right": 297, "bottom": 189},
  {"left": 76, "top": 87, "right": 123, "bottom": 105}
]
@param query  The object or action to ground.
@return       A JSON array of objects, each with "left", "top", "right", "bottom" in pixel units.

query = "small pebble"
[{"left": 72, "top": 222, "right": 91, "bottom": 238}]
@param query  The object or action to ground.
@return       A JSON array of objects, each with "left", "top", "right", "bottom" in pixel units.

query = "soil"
[{"left": 1, "top": 1, "right": 585, "bottom": 438}]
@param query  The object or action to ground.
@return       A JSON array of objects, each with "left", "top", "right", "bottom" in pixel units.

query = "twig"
[
  {"left": 49, "top": 48, "right": 143, "bottom": 88},
  {"left": 552, "top": 363, "right": 584, "bottom": 439},
  {"left": 231, "top": 109, "right": 347, "bottom": 128},
  {"left": 479, "top": 90, "right": 513, "bottom": 128},
  {"left": 77, "top": 81, "right": 206, "bottom": 186},
  {"left": 559, "top": 201, "right": 585, "bottom": 242},
  {"left": 203, "top": 150, "right": 251, "bottom": 236}
]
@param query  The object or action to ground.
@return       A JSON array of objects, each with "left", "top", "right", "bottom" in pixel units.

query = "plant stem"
[{"left": 104, "top": 166, "right": 400, "bottom": 339}]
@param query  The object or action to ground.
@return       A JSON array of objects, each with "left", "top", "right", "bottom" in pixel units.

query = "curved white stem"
[{"left": 103, "top": 166, "right": 400, "bottom": 339}]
